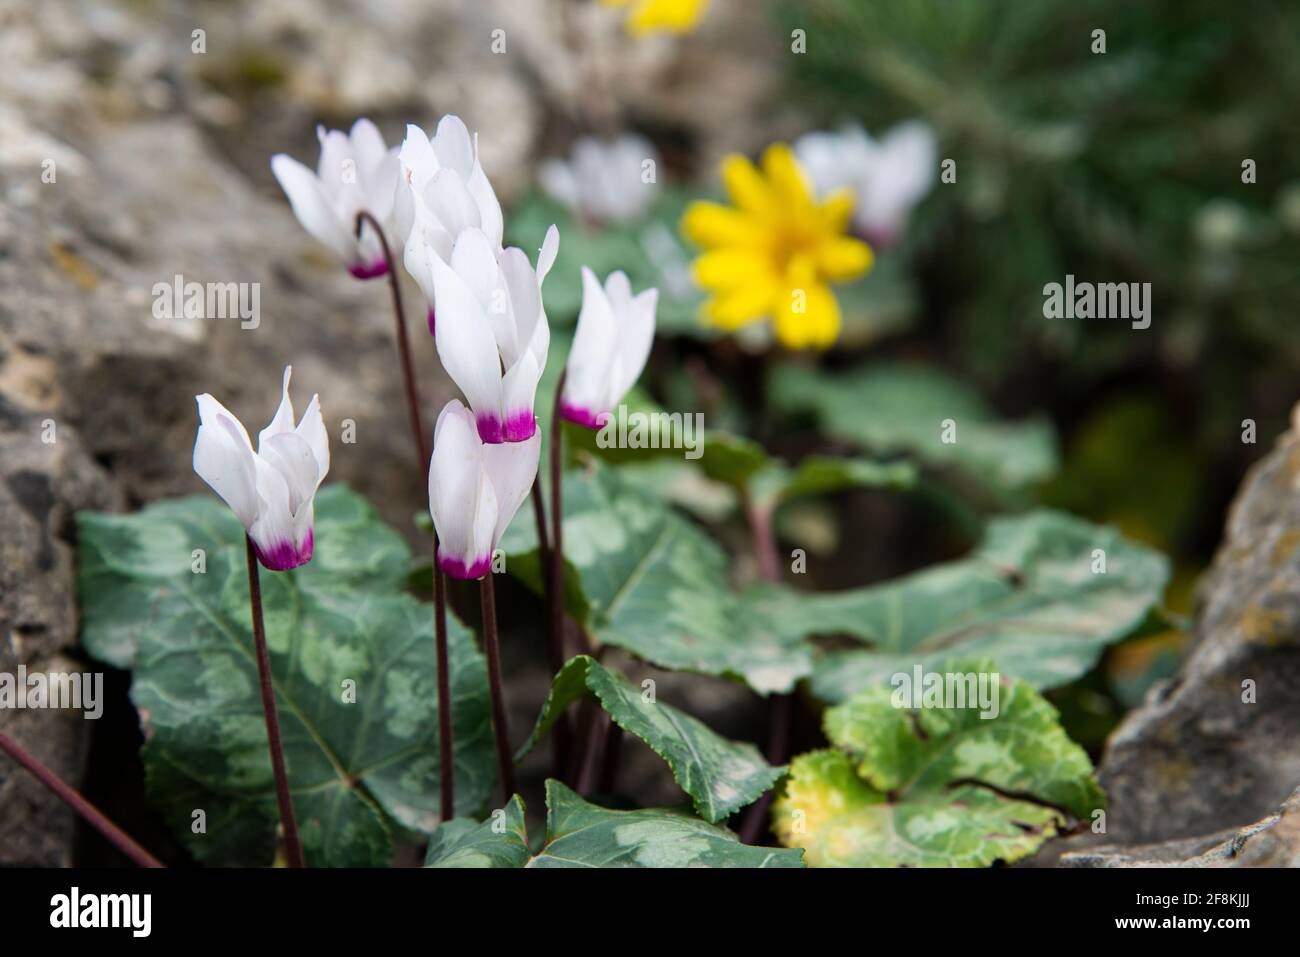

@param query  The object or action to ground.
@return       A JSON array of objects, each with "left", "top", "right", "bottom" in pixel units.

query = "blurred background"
[{"left": 2, "top": 0, "right": 1298, "bottom": 864}]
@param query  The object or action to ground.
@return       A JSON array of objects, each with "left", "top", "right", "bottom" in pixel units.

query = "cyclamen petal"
[
  {"left": 398, "top": 117, "right": 505, "bottom": 290},
  {"left": 428, "top": 400, "right": 538, "bottom": 579},
  {"left": 429, "top": 225, "right": 558, "bottom": 444},
  {"left": 561, "top": 267, "right": 658, "bottom": 428},
  {"left": 539, "top": 134, "right": 659, "bottom": 224},
  {"left": 192, "top": 367, "right": 330, "bottom": 571},
  {"left": 272, "top": 119, "right": 400, "bottom": 276}
]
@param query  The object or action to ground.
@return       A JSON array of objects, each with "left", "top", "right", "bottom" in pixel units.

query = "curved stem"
[
  {"left": 246, "top": 537, "right": 305, "bottom": 867},
  {"left": 0, "top": 733, "right": 164, "bottom": 868},
  {"left": 354, "top": 210, "right": 428, "bottom": 476},
  {"left": 479, "top": 573, "right": 515, "bottom": 801},
  {"left": 433, "top": 553, "right": 454, "bottom": 821}
]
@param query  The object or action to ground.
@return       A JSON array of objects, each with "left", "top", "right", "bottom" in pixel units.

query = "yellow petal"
[
  {"left": 692, "top": 248, "right": 770, "bottom": 290},
  {"left": 817, "top": 188, "right": 856, "bottom": 234},
  {"left": 774, "top": 281, "right": 841, "bottom": 350},
  {"left": 681, "top": 201, "right": 759, "bottom": 248},
  {"left": 816, "top": 236, "right": 873, "bottom": 282},
  {"left": 701, "top": 279, "right": 779, "bottom": 330},
  {"left": 761, "top": 143, "right": 814, "bottom": 207},
  {"left": 626, "top": 0, "right": 709, "bottom": 35},
  {"left": 721, "top": 154, "right": 773, "bottom": 216}
]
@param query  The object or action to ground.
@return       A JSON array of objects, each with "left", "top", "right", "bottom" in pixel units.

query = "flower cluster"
[{"left": 204, "top": 115, "right": 659, "bottom": 579}]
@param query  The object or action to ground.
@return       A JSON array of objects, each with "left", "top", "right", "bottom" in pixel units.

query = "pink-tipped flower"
[
  {"left": 425, "top": 224, "right": 560, "bottom": 444},
  {"left": 271, "top": 119, "right": 400, "bottom": 278},
  {"left": 428, "top": 400, "right": 540, "bottom": 580},
  {"left": 193, "top": 367, "right": 330, "bottom": 571},
  {"left": 560, "top": 268, "right": 657, "bottom": 429}
]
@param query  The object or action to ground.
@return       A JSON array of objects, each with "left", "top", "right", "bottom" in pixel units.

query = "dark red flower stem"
[
  {"left": 548, "top": 371, "right": 576, "bottom": 778},
  {"left": 738, "top": 492, "right": 793, "bottom": 846},
  {"left": 0, "top": 732, "right": 164, "bottom": 868},
  {"left": 354, "top": 210, "right": 427, "bottom": 472},
  {"left": 479, "top": 572, "right": 516, "bottom": 801},
  {"left": 245, "top": 537, "right": 305, "bottom": 867},
  {"left": 353, "top": 210, "right": 455, "bottom": 819}
]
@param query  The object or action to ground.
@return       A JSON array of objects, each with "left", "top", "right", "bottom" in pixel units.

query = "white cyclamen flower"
[
  {"left": 396, "top": 117, "right": 505, "bottom": 328},
  {"left": 538, "top": 133, "right": 660, "bottom": 225},
  {"left": 561, "top": 268, "right": 657, "bottom": 428},
  {"left": 426, "top": 224, "right": 560, "bottom": 444},
  {"left": 794, "top": 120, "right": 937, "bottom": 247},
  {"left": 271, "top": 119, "right": 400, "bottom": 279},
  {"left": 428, "top": 400, "right": 540, "bottom": 580},
  {"left": 193, "top": 367, "right": 330, "bottom": 571}
]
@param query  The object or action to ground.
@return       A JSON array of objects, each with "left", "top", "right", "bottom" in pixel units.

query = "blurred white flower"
[
  {"left": 425, "top": 225, "right": 560, "bottom": 443},
  {"left": 561, "top": 268, "right": 657, "bottom": 428},
  {"left": 539, "top": 134, "right": 660, "bottom": 225},
  {"left": 271, "top": 119, "right": 399, "bottom": 279},
  {"left": 795, "top": 120, "right": 937, "bottom": 247},
  {"left": 428, "top": 400, "right": 539, "bottom": 580},
  {"left": 193, "top": 367, "right": 330, "bottom": 571},
  {"left": 397, "top": 117, "right": 505, "bottom": 325}
]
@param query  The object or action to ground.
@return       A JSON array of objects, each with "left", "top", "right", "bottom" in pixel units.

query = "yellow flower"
[
  {"left": 682, "top": 144, "right": 873, "bottom": 349},
  {"left": 599, "top": 0, "right": 710, "bottom": 37}
]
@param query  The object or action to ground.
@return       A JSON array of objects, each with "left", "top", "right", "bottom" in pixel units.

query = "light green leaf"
[
  {"left": 523, "top": 656, "right": 782, "bottom": 822},
  {"left": 536, "top": 781, "right": 804, "bottom": 868},
  {"left": 500, "top": 465, "right": 813, "bottom": 694},
  {"left": 424, "top": 795, "right": 530, "bottom": 868},
  {"left": 770, "top": 362, "right": 1058, "bottom": 492},
  {"left": 775, "top": 663, "right": 1104, "bottom": 867},
  {"left": 77, "top": 485, "right": 496, "bottom": 867},
  {"left": 423, "top": 782, "right": 803, "bottom": 868},
  {"left": 746, "top": 509, "right": 1169, "bottom": 702}
]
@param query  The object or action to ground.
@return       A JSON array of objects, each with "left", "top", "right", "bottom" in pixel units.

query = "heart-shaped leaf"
[
  {"left": 775, "top": 661, "right": 1104, "bottom": 867},
  {"left": 523, "top": 656, "right": 781, "bottom": 822},
  {"left": 747, "top": 510, "right": 1169, "bottom": 702},
  {"left": 77, "top": 485, "right": 496, "bottom": 867},
  {"left": 501, "top": 465, "right": 813, "bottom": 694}
]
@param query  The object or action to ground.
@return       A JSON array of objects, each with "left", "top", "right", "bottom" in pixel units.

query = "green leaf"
[
  {"left": 523, "top": 656, "right": 782, "bottom": 822},
  {"left": 77, "top": 485, "right": 496, "bottom": 867},
  {"left": 424, "top": 795, "right": 530, "bottom": 868},
  {"left": 750, "top": 454, "right": 918, "bottom": 507},
  {"left": 775, "top": 664, "right": 1104, "bottom": 867},
  {"left": 500, "top": 465, "right": 813, "bottom": 694},
  {"left": 770, "top": 362, "right": 1058, "bottom": 492},
  {"left": 426, "top": 782, "right": 805, "bottom": 868},
  {"left": 747, "top": 509, "right": 1170, "bottom": 702}
]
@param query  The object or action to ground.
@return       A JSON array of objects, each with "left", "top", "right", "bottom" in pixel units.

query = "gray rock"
[
  {"left": 1061, "top": 787, "right": 1300, "bottom": 867},
  {"left": 0, "top": 400, "right": 119, "bottom": 865},
  {"left": 1085, "top": 424, "right": 1300, "bottom": 849}
]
